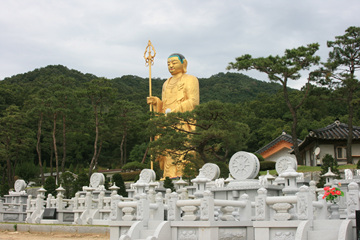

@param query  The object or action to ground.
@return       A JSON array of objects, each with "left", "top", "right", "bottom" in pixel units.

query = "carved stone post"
[
  {"left": 168, "top": 192, "right": 180, "bottom": 221},
  {"left": 200, "top": 190, "right": 214, "bottom": 221},
  {"left": 255, "top": 187, "right": 269, "bottom": 221},
  {"left": 46, "top": 194, "right": 52, "bottom": 208},
  {"left": 296, "top": 185, "right": 313, "bottom": 220},
  {"left": 110, "top": 194, "right": 122, "bottom": 221},
  {"left": 137, "top": 193, "right": 149, "bottom": 222},
  {"left": 153, "top": 192, "right": 164, "bottom": 221},
  {"left": 346, "top": 181, "right": 360, "bottom": 219},
  {"left": 239, "top": 193, "right": 252, "bottom": 221}
]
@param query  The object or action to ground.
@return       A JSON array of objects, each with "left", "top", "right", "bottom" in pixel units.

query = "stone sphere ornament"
[
  {"left": 139, "top": 169, "right": 156, "bottom": 183},
  {"left": 90, "top": 173, "right": 105, "bottom": 188},
  {"left": 275, "top": 157, "right": 297, "bottom": 175},
  {"left": 201, "top": 163, "right": 220, "bottom": 180},
  {"left": 14, "top": 179, "right": 27, "bottom": 192},
  {"left": 229, "top": 151, "right": 260, "bottom": 180}
]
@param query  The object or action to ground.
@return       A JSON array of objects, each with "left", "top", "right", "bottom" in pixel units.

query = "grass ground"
[{"left": 259, "top": 164, "right": 357, "bottom": 176}]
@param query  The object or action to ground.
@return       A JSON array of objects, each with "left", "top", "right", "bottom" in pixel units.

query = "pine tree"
[
  {"left": 163, "top": 177, "right": 175, "bottom": 192},
  {"left": 112, "top": 173, "right": 127, "bottom": 197}
]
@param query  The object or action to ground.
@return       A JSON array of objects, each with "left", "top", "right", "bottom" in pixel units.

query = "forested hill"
[
  {"left": 199, "top": 72, "right": 282, "bottom": 103},
  {"left": 1, "top": 65, "right": 284, "bottom": 107}
]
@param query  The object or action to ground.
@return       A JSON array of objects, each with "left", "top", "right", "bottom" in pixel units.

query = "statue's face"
[{"left": 167, "top": 56, "right": 184, "bottom": 75}]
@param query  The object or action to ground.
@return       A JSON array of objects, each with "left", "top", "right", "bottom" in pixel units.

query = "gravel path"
[{"left": 0, "top": 231, "right": 109, "bottom": 240}]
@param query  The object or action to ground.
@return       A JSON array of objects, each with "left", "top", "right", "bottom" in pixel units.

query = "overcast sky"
[{"left": 1, "top": 0, "right": 359, "bottom": 89}]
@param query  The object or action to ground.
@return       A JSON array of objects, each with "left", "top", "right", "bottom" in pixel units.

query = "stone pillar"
[
  {"left": 346, "top": 181, "right": 360, "bottom": 219},
  {"left": 137, "top": 193, "right": 149, "bottom": 223},
  {"left": 167, "top": 192, "right": 180, "bottom": 221},
  {"left": 308, "top": 180, "right": 317, "bottom": 201},
  {"left": 153, "top": 192, "right": 164, "bottom": 221},
  {"left": 238, "top": 193, "right": 252, "bottom": 221},
  {"left": 46, "top": 194, "right": 52, "bottom": 208},
  {"left": 296, "top": 185, "right": 313, "bottom": 220},
  {"left": 255, "top": 188, "right": 269, "bottom": 221},
  {"left": 200, "top": 190, "right": 214, "bottom": 221},
  {"left": 110, "top": 194, "right": 122, "bottom": 221}
]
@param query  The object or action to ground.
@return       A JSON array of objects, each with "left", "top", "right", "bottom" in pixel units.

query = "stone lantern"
[
  {"left": 191, "top": 169, "right": 211, "bottom": 198},
  {"left": 56, "top": 184, "right": 66, "bottom": 198},
  {"left": 279, "top": 163, "right": 302, "bottom": 195},
  {"left": 174, "top": 177, "right": 187, "bottom": 191},
  {"left": 109, "top": 183, "right": 120, "bottom": 196},
  {"left": 37, "top": 186, "right": 47, "bottom": 199},
  {"left": 322, "top": 167, "right": 337, "bottom": 187}
]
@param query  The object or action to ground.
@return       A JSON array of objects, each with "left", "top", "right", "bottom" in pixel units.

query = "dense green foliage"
[
  {"left": 112, "top": 173, "right": 127, "bottom": 197},
  {"left": 227, "top": 43, "right": 321, "bottom": 163},
  {"left": 317, "top": 154, "right": 340, "bottom": 188},
  {"left": 44, "top": 176, "right": 57, "bottom": 196},
  {"left": 0, "top": 26, "right": 359, "bottom": 194},
  {"left": 163, "top": 177, "right": 175, "bottom": 192},
  {"left": 260, "top": 161, "right": 276, "bottom": 171},
  {"left": 0, "top": 64, "right": 357, "bottom": 192},
  {"left": 319, "top": 26, "right": 360, "bottom": 164}
]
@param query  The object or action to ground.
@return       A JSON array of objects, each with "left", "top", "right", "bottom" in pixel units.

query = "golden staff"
[
  {"left": 144, "top": 40, "right": 156, "bottom": 170},
  {"left": 144, "top": 40, "right": 156, "bottom": 112}
]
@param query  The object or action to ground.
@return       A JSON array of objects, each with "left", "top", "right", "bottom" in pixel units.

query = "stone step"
[
  {"left": 312, "top": 219, "right": 342, "bottom": 230},
  {"left": 147, "top": 220, "right": 163, "bottom": 229},
  {"left": 308, "top": 230, "right": 338, "bottom": 240},
  {"left": 140, "top": 229, "right": 156, "bottom": 239}
]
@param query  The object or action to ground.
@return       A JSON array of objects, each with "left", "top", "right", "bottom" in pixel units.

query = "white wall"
[{"left": 266, "top": 148, "right": 293, "bottom": 163}]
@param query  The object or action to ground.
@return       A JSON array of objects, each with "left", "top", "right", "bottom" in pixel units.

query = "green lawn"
[{"left": 260, "top": 164, "right": 357, "bottom": 176}]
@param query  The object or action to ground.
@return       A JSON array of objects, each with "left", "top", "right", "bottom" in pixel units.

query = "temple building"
[{"left": 297, "top": 119, "right": 360, "bottom": 166}]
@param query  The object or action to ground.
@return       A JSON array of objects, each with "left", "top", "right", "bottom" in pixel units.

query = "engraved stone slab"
[
  {"left": 14, "top": 179, "right": 26, "bottom": 192},
  {"left": 275, "top": 156, "right": 297, "bottom": 175},
  {"left": 89, "top": 173, "right": 105, "bottom": 188},
  {"left": 229, "top": 151, "right": 260, "bottom": 180},
  {"left": 201, "top": 163, "right": 220, "bottom": 180},
  {"left": 178, "top": 228, "right": 197, "bottom": 240}
]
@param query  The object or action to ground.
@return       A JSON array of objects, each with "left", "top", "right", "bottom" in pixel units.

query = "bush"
[
  {"left": 122, "top": 162, "right": 147, "bottom": 171},
  {"left": 215, "top": 161, "right": 229, "bottom": 179},
  {"left": 254, "top": 153, "right": 265, "bottom": 162},
  {"left": 163, "top": 177, "right": 175, "bottom": 192},
  {"left": 112, "top": 173, "right": 128, "bottom": 197},
  {"left": 0, "top": 181, "right": 9, "bottom": 197},
  {"left": 44, "top": 176, "right": 57, "bottom": 197},
  {"left": 260, "top": 161, "right": 276, "bottom": 171},
  {"left": 120, "top": 171, "right": 141, "bottom": 181},
  {"left": 74, "top": 172, "right": 90, "bottom": 192},
  {"left": 60, "top": 172, "right": 75, "bottom": 198},
  {"left": 317, "top": 154, "right": 340, "bottom": 188}
]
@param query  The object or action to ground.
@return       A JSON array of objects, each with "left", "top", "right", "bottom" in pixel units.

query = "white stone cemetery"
[{"left": 0, "top": 151, "right": 359, "bottom": 240}]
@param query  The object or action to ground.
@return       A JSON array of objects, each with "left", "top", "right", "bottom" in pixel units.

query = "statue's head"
[{"left": 167, "top": 53, "right": 188, "bottom": 75}]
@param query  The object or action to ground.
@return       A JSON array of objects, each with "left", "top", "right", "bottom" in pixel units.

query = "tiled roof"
[
  {"left": 308, "top": 121, "right": 360, "bottom": 140},
  {"left": 256, "top": 132, "right": 301, "bottom": 154},
  {"left": 298, "top": 120, "right": 360, "bottom": 150}
]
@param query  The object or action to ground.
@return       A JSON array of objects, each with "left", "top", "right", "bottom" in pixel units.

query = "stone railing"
[
  {"left": 255, "top": 185, "right": 313, "bottom": 221},
  {"left": 25, "top": 188, "right": 46, "bottom": 223},
  {"left": 117, "top": 192, "right": 164, "bottom": 223},
  {"left": 167, "top": 190, "right": 252, "bottom": 222},
  {"left": 73, "top": 189, "right": 121, "bottom": 225}
]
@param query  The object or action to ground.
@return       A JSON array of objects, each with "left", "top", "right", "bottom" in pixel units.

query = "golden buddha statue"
[{"left": 147, "top": 53, "right": 200, "bottom": 179}]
